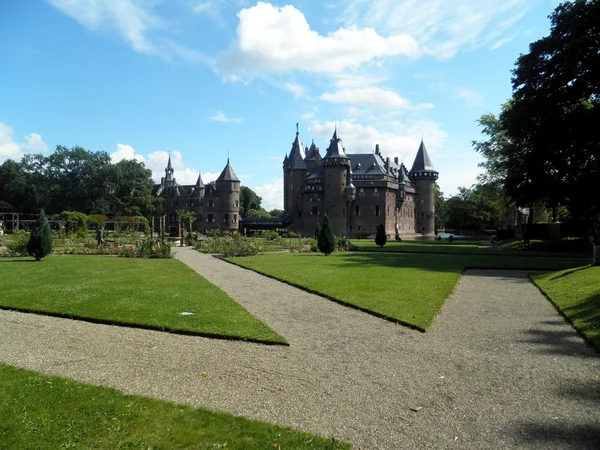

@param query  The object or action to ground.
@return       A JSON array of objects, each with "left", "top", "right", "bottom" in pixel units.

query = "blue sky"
[{"left": 1, "top": 0, "right": 560, "bottom": 211}]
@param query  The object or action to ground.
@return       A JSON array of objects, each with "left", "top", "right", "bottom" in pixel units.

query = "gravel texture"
[{"left": 1, "top": 247, "right": 599, "bottom": 449}]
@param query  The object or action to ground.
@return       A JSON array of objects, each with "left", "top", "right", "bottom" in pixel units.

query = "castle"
[
  {"left": 153, "top": 155, "right": 240, "bottom": 234},
  {"left": 283, "top": 127, "right": 438, "bottom": 239},
  {"left": 153, "top": 126, "right": 438, "bottom": 239}
]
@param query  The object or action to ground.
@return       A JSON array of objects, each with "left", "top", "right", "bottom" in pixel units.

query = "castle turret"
[
  {"left": 284, "top": 124, "right": 307, "bottom": 233},
  {"left": 409, "top": 140, "right": 438, "bottom": 239},
  {"left": 216, "top": 158, "right": 240, "bottom": 232},
  {"left": 304, "top": 140, "right": 321, "bottom": 172},
  {"left": 323, "top": 128, "right": 351, "bottom": 236}
]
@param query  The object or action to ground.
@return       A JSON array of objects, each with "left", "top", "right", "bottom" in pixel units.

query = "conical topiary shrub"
[
  {"left": 27, "top": 209, "right": 53, "bottom": 261},
  {"left": 375, "top": 224, "right": 387, "bottom": 247},
  {"left": 318, "top": 215, "right": 336, "bottom": 255}
]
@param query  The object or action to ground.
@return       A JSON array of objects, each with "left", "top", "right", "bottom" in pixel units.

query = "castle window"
[
  {"left": 375, "top": 205, "right": 380, "bottom": 216},
  {"left": 208, "top": 214, "right": 214, "bottom": 222},
  {"left": 235, "top": 200, "right": 239, "bottom": 207},
  {"left": 374, "top": 188, "right": 378, "bottom": 193},
  {"left": 234, "top": 214, "right": 237, "bottom": 223},
  {"left": 224, "top": 214, "right": 229, "bottom": 223},
  {"left": 208, "top": 200, "right": 214, "bottom": 208},
  {"left": 355, "top": 205, "right": 360, "bottom": 216},
  {"left": 387, "top": 206, "right": 390, "bottom": 216},
  {"left": 312, "top": 206, "right": 318, "bottom": 215},
  {"left": 198, "top": 214, "right": 203, "bottom": 222},
  {"left": 342, "top": 209, "right": 346, "bottom": 216},
  {"left": 421, "top": 213, "right": 424, "bottom": 219}
]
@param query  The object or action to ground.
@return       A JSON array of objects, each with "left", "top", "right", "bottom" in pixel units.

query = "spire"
[
  {"left": 217, "top": 159, "right": 240, "bottom": 182},
  {"left": 165, "top": 152, "right": 174, "bottom": 182},
  {"left": 288, "top": 124, "right": 307, "bottom": 170},
  {"left": 195, "top": 173, "right": 204, "bottom": 188},
  {"left": 167, "top": 152, "right": 173, "bottom": 170},
  {"left": 323, "top": 127, "right": 349, "bottom": 159},
  {"left": 409, "top": 140, "right": 438, "bottom": 179},
  {"left": 410, "top": 140, "right": 437, "bottom": 173}
]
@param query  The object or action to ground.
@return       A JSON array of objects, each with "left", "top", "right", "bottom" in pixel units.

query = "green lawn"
[
  {"left": 0, "top": 363, "right": 349, "bottom": 449},
  {"left": 531, "top": 266, "right": 600, "bottom": 352},
  {"left": 0, "top": 256, "right": 285, "bottom": 345},
  {"left": 229, "top": 252, "right": 588, "bottom": 331}
]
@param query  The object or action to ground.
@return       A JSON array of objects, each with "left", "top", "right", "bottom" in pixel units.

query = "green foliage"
[
  {"left": 268, "top": 208, "right": 285, "bottom": 218},
  {"left": 375, "top": 224, "right": 387, "bottom": 247},
  {"left": 5, "top": 230, "right": 30, "bottom": 256},
  {"left": 87, "top": 214, "right": 108, "bottom": 228},
  {"left": 196, "top": 234, "right": 260, "bottom": 257},
  {"left": 263, "top": 230, "right": 279, "bottom": 241},
  {"left": 314, "top": 223, "right": 321, "bottom": 240},
  {"left": 240, "top": 185, "right": 262, "bottom": 216},
  {"left": 133, "top": 215, "right": 150, "bottom": 234},
  {"left": 59, "top": 211, "right": 89, "bottom": 236},
  {"left": 27, "top": 209, "right": 53, "bottom": 261},
  {"left": 0, "top": 256, "right": 285, "bottom": 343},
  {"left": 245, "top": 208, "right": 271, "bottom": 219},
  {"left": 318, "top": 216, "right": 336, "bottom": 255},
  {"left": 136, "top": 237, "right": 172, "bottom": 259}
]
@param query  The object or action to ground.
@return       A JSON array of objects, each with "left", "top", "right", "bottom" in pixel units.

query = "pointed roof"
[
  {"left": 166, "top": 153, "right": 173, "bottom": 171},
  {"left": 217, "top": 158, "right": 240, "bottom": 182},
  {"left": 195, "top": 173, "right": 204, "bottom": 188},
  {"left": 410, "top": 140, "right": 437, "bottom": 173},
  {"left": 323, "top": 128, "right": 349, "bottom": 159},
  {"left": 305, "top": 140, "right": 320, "bottom": 161},
  {"left": 288, "top": 129, "right": 307, "bottom": 170}
]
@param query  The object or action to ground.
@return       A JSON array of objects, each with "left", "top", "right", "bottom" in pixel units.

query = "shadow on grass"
[
  {"left": 332, "top": 251, "right": 586, "bottom": 273},
  {"left": 547, "top": 265, "right": 592, "bottom": 280},
  {"left": 513, "top": 423, "right": 600, "bottom": 449},
  {"left": 0, "top": 259, "right": 37, "bottom": 263}
]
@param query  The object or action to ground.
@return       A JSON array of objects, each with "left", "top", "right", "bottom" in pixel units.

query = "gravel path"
[{"left": 1, "top": 247, "right": 598, "bottom": 449}]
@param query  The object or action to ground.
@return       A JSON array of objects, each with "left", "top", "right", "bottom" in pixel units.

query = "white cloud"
[
  {"left": 193, "top": 2, "right": 225, "bottom": 28},
  {"left": 23, "top": 133, "right": 49, "bottom": 152},
  {"left": 453, "top": 87, "right": 485, "bottom": 108},
  {"left": 253, "top": 179, "right": 284, "bottom": 211},
  {"left": 0, "top": 124, "right": 49, "bottom": 161},
  {"left": 308, "top": 119, "right": 447, "bottom": 168},
  {"left": 108, "top": 144, "right": 222, "bottom": 186},
  {"left": 284, "top": 83, "right": 307, "bottom": 99},
  {"left": 210, "top": 110, "right": 244, "bottom": 123},
  {"left": 48, "top": 0, "right": 212, "bottom": 63},
  {"left": 218, "top": 2, "right": 419, "bottom": 76},
  {"left": 321, "top": 87, "right": 413, "bottom": 109},
  {"left": 340, "top": 0, "right": 534, "bottom": 59}
]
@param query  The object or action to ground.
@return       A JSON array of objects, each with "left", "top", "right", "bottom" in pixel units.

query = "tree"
[
  {"left": 499, "top": 0, "right": 600, "bottom": 224},
  {"left": 269, "top": 209, "right": 285, "bottom": 218},
  {"left": 245, "top": 208, "right": 271, "bottom": 219},
  {"left": 240, "top": 186, "right": 262, "bottom": 217},
  {"left": 314, "top": 223, "right": 321, "bottom": 240},
  {"left": 27, "top": 209, "right": 52, "bottom": 261},
  {"left": 318, "top": 215, "right": 336, "bottom": 255},
  {"left": 375, "top": 224, "right": 387, "bottom": 247},
  {"left": 434, "top": 183, "right": 447, "bottom": 231}
]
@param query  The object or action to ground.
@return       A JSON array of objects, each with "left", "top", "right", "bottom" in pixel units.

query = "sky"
[{"left": 0, "top": 0, "right": 562, "bottom": 211}]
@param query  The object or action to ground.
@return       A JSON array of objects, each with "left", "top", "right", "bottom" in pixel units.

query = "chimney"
[
  {"left": 386, "top": 157, "right": 391, "bottom": 175},
  {"left": 375, "top": 144, "right": 380, "bottom": 155},
  {"left": 394, "top": 157, "right": 399, "bottom": 165}
]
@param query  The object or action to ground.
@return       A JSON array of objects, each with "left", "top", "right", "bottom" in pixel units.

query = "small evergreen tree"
[
  {"left": 318, "top": 215, "right": 336, "bottom": 255},
  {"left": 375, "top": 224, "right": 387, "bottom": 247},
  {"left": 314, "top": 223, "right": 321, "bottom": 240},
  {"left": 27, "top": 209, "right": 53, "bottom": 261}
]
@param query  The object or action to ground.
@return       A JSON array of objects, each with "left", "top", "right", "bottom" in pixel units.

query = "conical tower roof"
[
  {"left": 410, "top": 140, "right": 437, "bottom": 173},
  {"left": 288, "top": 127, "right": 307, "bottom": 170},
  {"left": 195, "top": 173, "right": 204, "bottom": 188},
  {"left": 217, "top": 158, "right": 240, "bottom": 182},
  {"left": 323, "top": 128, "right": 349, "bottom": 159}
]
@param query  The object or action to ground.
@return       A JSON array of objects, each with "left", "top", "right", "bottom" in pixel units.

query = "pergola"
[{"left": 0, "top": 201, "right": 19, "bottom": 233}]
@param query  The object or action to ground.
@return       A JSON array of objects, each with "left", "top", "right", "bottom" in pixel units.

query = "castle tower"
[
  {"left": 409, "top": 140, "right": 438, "bottom": 239},
  {"left": 304, "top": 140, "right": 321, "bottom": 172},
  {"left": 322, "top": 128, "right": 351, "bottom": 236},
  {"left": 285, "top": 124, "right": 307, "bottom": 233},
  {"left": 216, "top": 158, "right": 240, "bottom": 232},
  {"left": 161, "top": 153, "right": 176, "bottom": 187}
]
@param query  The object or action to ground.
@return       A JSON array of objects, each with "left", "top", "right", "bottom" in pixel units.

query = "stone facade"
[
  {"left": 153, "top": 156, "right": 240, "bottom": 234},
  {"left": 283, "top": 128, "right": 438, "bottom": 239}
]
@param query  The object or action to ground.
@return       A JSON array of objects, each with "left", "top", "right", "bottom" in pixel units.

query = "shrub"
[
  {"left": 264, "top": 230, "right": 279, "bottom": 241},
  {"left": 318, "top": 216, "right": 336, "bottom": 255},
  {"left": 195, "top": 234, "right": 259, "bottom": 257},
  {"left": 60, "top": 211, "right": 88, "bottom": 237},
  {"left": 135, "top": 237, "right": 172, "bottom": 259},
  {"left": 5, "top": 230, "right": 30, "bottom": 256},
  {"left": 27, "top": 209, "right": 53, "bottom": 261},
  {"left": 133, "top": 216, "right": 150, "bottom": 234},
  {"left": 375, "top": 224, "right": 387, "bottom": 248}
]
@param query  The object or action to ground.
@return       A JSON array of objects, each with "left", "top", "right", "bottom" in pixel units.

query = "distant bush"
[
  {"left": 195, "top": 234, "right": 259, "bottom": 257},
  {"left": 5, "top": 230, "right": 30, "bottom": 256},
  {"left": 60, "top": 211, "right": 88, "bottom": 237},
  {"left": 264, "top": 230, "right": 279, "bottom": 241}
]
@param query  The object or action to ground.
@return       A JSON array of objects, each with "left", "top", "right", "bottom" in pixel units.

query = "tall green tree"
[
  {"left": 27, "top": 209, "right": 53, "bottom": 261},
  {"left": 240, "top": 186, "right": 262, "bottom": 217},
  {"left": 318, "top": 215, "right": 336, "bottom": 255},
  {"left": 499, "top": 0, "right": 600, "bottom": 223}
]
